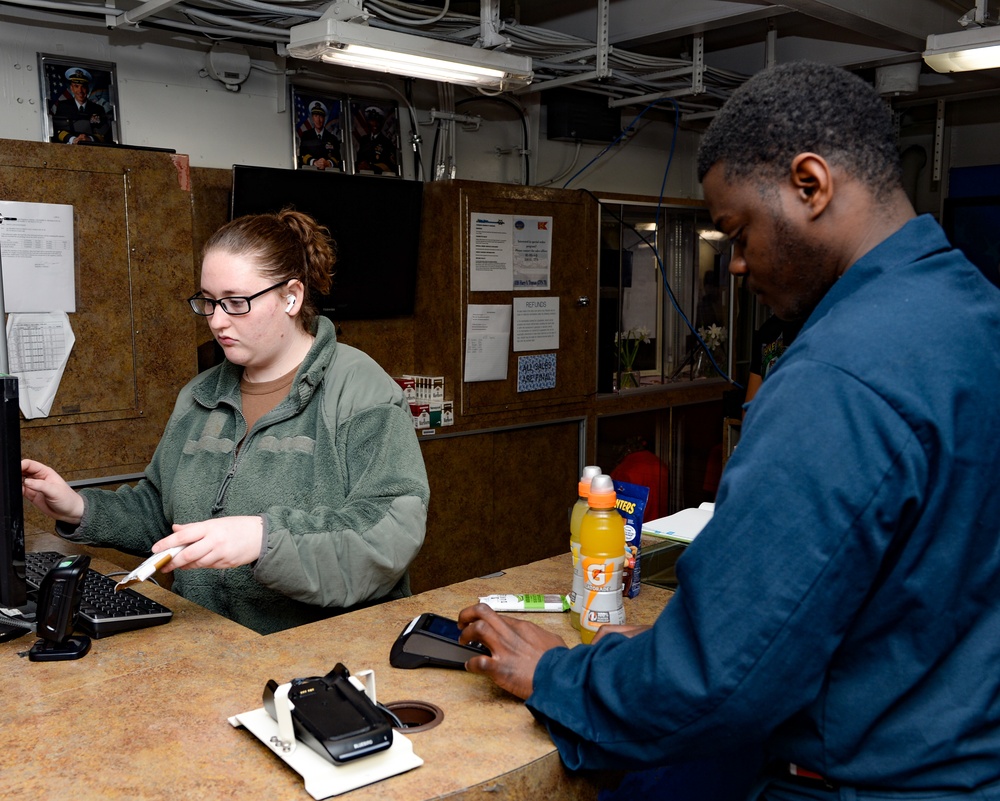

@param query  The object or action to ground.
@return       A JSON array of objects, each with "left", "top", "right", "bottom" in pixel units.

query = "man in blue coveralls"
[{"left": 458, "top": 61, "right": 1000, "bottom": 800}]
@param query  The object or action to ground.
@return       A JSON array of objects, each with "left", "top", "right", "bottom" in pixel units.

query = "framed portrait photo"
[
  {"left": 39, "top": 54, "right": 120, "bottom": 145},
  {"left": 291, "top": 87, "right": 344, "bottom": 172},
  {"left": 349, "top": 98, "right": 400, "bottom": 177}
]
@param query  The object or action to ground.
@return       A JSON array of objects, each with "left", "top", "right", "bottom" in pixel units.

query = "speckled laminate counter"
[{"left": 1, "top": 534, "right": 672, "bottom": 801}]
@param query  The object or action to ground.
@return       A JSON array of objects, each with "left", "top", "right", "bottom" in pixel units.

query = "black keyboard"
[{"left": 26, "top": 551, "right": 173, "bottom": 639}]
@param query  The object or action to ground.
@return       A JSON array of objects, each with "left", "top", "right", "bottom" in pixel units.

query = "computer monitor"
[
  {"left": 0, "top": 375, "right": 26, "bottom": 611},
  {"left": 230, "top": 165, "right": 423, "bottom": 321}
]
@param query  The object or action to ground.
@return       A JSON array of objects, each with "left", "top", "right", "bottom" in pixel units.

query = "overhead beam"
[
  {"left": 774, "top": 0, "right": 965, "bottom": 52},
  {"left": 613, "top": 4, "right": 797, "bottom": 50}
]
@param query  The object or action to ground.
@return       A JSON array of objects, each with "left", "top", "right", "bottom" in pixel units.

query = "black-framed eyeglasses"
[{"left": 187, "top": 280, "right": 288, "bottom": 316}]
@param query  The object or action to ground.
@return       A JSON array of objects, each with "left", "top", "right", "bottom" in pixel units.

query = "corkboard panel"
[
  {"left": 1, "top": 165, "right": 135, "bottom": 416},
  {"left": 190, "top": 166, "right": 232, "bottom": 281},
  {"left": 409, "top": 419, "right": 580, "bottom": 594},
  {"left": 333, "top": 317, "right": 414, "bottom": 378},
  {"left": 0, "top": 140, "right": 198, "bottom": 481},
  {"left": 415, "top": 181, "right": 599, "bottom": 424}
]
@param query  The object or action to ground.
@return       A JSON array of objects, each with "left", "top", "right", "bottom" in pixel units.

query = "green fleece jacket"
[{"left": 61, "top": 317, "right": 429, "bottom": 634}]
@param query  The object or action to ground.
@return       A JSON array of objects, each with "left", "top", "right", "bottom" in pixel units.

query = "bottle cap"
[
  {"left": 578, "top": 465, "right": 601, "bottom": 496},
  {"left": 587, "top": 474, "right": 617, "bottom": 509}
]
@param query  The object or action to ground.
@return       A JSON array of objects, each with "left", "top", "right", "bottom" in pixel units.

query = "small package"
[
  {"left": 409, "top": 402, "right": 430, "bottom": 429},
  {"left": 479, "top": 594, "right": 569, "bottom": 612},
  {"left": 394, "top": 376, "right": 417, "bottom": 403},
  {"left": 613, "top": 480, "right": 649, "bottom": 598},
  {"left": 441, "top": 400, "right": 454, "bottom": 426}
]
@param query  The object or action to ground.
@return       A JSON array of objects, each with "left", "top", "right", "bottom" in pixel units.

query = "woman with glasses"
[{"left": 22, "top": 209, "right": 430, "bottom": 635}]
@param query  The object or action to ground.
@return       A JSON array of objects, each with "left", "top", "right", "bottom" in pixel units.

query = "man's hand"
[
  {"left": 152, "top": 516, "right": 264, "bottom": 571},
  {"left": 593, "top": 623, "right": 651, "bottom": 643},
  {"left": 457, "top": 603, "right": 567, "bottom": 700}
]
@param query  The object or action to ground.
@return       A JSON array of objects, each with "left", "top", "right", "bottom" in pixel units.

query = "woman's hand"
[
  {"left": 21, "top": 459, "right": 85, "bottom": 524},
  {"left": 152, "top": 516, "right": 265, "bottom": 571}
]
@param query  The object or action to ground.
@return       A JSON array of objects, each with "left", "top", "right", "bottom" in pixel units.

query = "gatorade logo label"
[{"left": 585, "top": 563, "right": 609, "bottom": 587}]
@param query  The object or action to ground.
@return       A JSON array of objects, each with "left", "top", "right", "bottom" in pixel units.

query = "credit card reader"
[{"left": 389, "top": 612, "right": 490, "bottom": 669}]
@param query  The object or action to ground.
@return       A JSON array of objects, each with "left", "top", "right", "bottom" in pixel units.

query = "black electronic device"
[
  {"left": 0, "top": 375, "right": 33, "bottom": 643},
  {"left": 25, "top": 551, "right": 173, "bottom": 638},
  {"left": 262, "top": 663, "right": 393, "bottom": 764},
  {"left": 0, "top": 375, "right": 27, "bottom": 611},
  {"left": 230, "top": 165, "right": 423, "bottom": 321},
  {"left": 389, "top": 612, "right": 490, "bottom": 670},
  {"left": 28, "top": 553, "right": 91, "bottom": 662}
]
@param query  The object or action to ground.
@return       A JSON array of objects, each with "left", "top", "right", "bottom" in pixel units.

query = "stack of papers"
[{"left": 642, "top": 502, "right": 715, "bottom": 543}]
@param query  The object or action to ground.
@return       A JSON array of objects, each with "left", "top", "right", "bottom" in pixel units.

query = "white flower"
[
  {"left": 615, "top": 327, "right": 652, "bottom": 371},
  {"left": 698, "top": 324, "right": 727, "bottom": 350}
]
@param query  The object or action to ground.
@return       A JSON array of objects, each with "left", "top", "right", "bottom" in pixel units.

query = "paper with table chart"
[
  {"left": 5, "top": 312, "right": 75, "bottom": 419},
  {"left": 642, "top": 502, "right": 716, "bottom": 543}
]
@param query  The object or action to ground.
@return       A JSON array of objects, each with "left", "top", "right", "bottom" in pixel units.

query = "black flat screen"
[{"left": 230, "top": 165, "right": 423, "bottom": 320}]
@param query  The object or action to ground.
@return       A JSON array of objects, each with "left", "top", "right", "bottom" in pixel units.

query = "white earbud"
[{"left": 285, "top": 295, "right": 296, "bottom": 313}]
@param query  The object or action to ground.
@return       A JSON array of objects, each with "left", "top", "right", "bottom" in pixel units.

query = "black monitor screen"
[
  {"left": 943, "top": 195, "right": 1000, "bottom": 290},
  {"left": 230, "top": 166, "right": 423, "bottom": 320},
  {"left": 0, "top": 376, "right": 26, "bottom": 610}
]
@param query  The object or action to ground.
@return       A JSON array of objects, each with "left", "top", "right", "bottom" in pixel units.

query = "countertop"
[{"left": 2, "top": 533, "right": 672, "bottom": 800}]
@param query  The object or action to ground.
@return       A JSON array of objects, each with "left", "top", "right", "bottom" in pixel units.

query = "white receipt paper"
[{"left": 115, "top": 546, "right": 186, "bottom": 591}]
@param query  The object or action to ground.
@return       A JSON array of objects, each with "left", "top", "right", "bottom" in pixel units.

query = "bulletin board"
[
  {"left": 0, "top": 140, "right": 198, "bottom": 483},
  {"left": 416, "top": 180, "right": 598, "bottom": 419}
]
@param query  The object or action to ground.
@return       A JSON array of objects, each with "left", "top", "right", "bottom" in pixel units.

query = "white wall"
[{"left": 0, "top": 17, "right": 703, "bottom": 200}]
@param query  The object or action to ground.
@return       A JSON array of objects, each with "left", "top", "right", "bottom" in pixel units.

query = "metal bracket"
[
  {"left": 596, "top": 0, "right": 611, "bottom": 79},
  {"left": 606, "top": 33, "right": 704, "bottom": 108},
  {"left": 480, "top": 0, "right": 508, "bottom": 50},
  {"left": 933, "top": 99, "right": 945, "bottom": 183},
  {"left": 320, "top": 0, "right": 370, "bottom": 23}
]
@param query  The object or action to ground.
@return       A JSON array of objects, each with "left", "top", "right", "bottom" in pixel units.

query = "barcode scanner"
[{"left": 28, "top": 553, "right": 92, "bottom": 662}]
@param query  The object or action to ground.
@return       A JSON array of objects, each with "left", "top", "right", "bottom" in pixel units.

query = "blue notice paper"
[{"left": 517, "top": 353, "right": 556, "bottom": 392}]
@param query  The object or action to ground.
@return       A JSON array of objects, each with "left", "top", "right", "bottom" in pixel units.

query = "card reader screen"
[{"left": 423, "top": 615, "right": 462, "bottom": 642}]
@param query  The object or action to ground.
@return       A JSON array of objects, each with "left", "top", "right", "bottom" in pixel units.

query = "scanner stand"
[
  {"left": 28, "top": 633, "right": 92, "bottom": 662},
  {"left": 228, "top": 669, "right": 422, "bottom": 799}
]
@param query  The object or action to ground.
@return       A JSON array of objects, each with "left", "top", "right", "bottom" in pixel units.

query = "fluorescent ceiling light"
[
  {"left": 287, "top": 17, "right": 533, "bottom": 90},
  {"left": 923, "top": 26, "right": 1000, "bottom": 72}
]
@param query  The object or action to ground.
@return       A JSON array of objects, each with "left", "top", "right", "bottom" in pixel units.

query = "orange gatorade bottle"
[
  {"left": 569, "top": 465, "right": 601, "bottom": 631},
  {"left": 579, "top": 474, "right": 626, "bottom": 644}
]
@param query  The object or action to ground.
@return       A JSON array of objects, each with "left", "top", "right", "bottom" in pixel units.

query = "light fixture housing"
[
  {"left": 923, "top": 25, "right": 1000, "bottom": 72},
  {"left": 287, "top": 17, "right": 533, "bottom": 90}
]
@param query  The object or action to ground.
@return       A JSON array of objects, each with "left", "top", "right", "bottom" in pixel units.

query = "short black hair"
[{"left": 697, "top": 61, "right": 902, "bottom": 195}]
